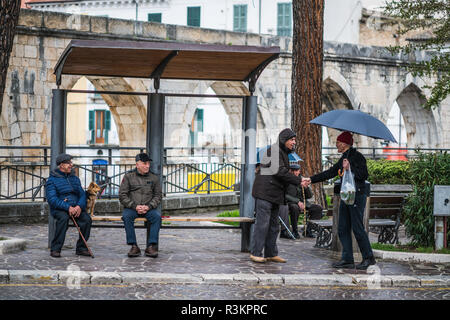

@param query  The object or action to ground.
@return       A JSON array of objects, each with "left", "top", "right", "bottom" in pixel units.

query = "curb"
[
  {"left": 373, "top": 249, "right": 450, "bottom": 264},
  {"left": 0, "top": 237, "right": 28, "bottom": 255},
  {"left": 1, "top": 270, "right": 449, "bottom": 288}
]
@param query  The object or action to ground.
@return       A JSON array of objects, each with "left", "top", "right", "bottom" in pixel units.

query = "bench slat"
[{"left": 91, "top": 216, "right": 255, "bottom": 223}]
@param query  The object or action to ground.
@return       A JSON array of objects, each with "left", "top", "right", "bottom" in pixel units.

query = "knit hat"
[{"left": 337, "top": 131, "right": 353, "bottom": 145}]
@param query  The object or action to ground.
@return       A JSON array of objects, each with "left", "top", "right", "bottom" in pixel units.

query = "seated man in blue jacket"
[{"left": 46, "top": 153, "right": 92, "bottom": 258}]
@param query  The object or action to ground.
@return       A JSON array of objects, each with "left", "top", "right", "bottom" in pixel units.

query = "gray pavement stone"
[
  {"left": 232, "top": 273, "right": 259, "bottom": 284},
  {"left": 199, "top": 273, "right": 235, "bottom": 284},
  {"left": 90, "top": 271, "right": 122, "bottom": 284},
  {"left": 390, "top": 275, "right": 421, "bottom": 287},
  {"left": 256, "top": 274, "right": 283, "bottom": 285},
  {"left": 283, "top": 274, "right": 353, "bottom": 286},
  {"left": 0, "top": 269, "right": 8, "bottom": 283},
  {"left": 8, "top": 270, "right": 58, "bottom": 284},
  {"left": 58, "top": 270, "right": 91, "bottom": 285},
  {"left": 419, "top": 276, "right": 450, "bottom": 287},
  {"left": 0, "top": 237, "right": 27, "bottom": 254},
  {"left": 120, "top": 272, "right": 202, "bottom": 284}
]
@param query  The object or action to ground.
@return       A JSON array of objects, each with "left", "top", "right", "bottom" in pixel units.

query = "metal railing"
[{"left": 0, "top": 145, "right": 448, "bottom": 201}]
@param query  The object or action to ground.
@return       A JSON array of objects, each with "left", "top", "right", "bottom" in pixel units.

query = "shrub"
[
  {"left": 402, "top": 151, "right": 450, "bottom": 247},
  {"left": 367, "top": 159, "right": 411, "bottom": 184}
]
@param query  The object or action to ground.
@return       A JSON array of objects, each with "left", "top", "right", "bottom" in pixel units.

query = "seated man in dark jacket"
[
  {"left": 119, "top": 153, "right": 162, "bottom": 258},
  {"left": 46, "top": 153, "right": 92, "bottom": 258},
  {"left": 280, "top": 163, "right": 323, "bottom": 239}
]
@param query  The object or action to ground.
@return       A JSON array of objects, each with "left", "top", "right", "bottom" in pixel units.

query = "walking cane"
[
  {"left": 278, "top": 216, "right": 296, "bottom": 239},
  {"left": 70, "top": 214, "right": 94, "bottom": 258},
  {"left": 302, "top": 186, "right": 307, "bottom": 237}
]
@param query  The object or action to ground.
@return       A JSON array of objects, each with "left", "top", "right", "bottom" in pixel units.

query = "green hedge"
[
  {"left": 367, "top": 159, "right": 411, "bottom": 184},
  {"left": 402, "top": 151, "right": 450, "bottom": 247}
]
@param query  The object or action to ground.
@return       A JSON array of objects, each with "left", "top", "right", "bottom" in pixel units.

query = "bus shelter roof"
[{"left": 54, "top": 39, "right": 280, "bottom": 86}]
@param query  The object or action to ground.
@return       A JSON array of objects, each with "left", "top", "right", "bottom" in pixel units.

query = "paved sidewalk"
[{"left": 0, "top": 220, "right": 449, "bottom": 288}]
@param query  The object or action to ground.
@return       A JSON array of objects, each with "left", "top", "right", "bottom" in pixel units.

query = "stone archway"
[{"left": 395, "top": 83, "right": 439, "bottom": 148}]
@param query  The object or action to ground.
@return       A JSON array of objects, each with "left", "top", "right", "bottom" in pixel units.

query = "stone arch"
[
  {"left": 395, "top": 83, "right": 439, "bottom": 148},
  {"left": 321, "top": 72, "right": 364, "bottom": 147}
]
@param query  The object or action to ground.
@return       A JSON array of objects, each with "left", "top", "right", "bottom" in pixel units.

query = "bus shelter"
[{"left": 52, "top": 39, "right": 280, "bottom": 252}]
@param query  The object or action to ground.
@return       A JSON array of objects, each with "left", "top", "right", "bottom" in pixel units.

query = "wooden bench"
[
  {"left": 308, "top": 193, "right": 405, "bottom": 248},
  {"left": 69, "top": 214, "right": 255, "bottom": 252}
]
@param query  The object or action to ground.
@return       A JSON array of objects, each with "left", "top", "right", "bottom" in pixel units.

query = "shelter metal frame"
[{"left": 50, "top": 39, "right": 280, "bottom": 252}]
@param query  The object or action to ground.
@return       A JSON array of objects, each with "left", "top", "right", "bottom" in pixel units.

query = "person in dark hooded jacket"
[
  {"left": 46, "top": 153, "right": 92, "bottom": 258},
  {"left": 250, "top": 128, "right": 309, "bottom": 263}
]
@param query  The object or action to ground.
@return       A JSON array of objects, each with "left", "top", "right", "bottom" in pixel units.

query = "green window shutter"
[
  {"left": 277, "top": 3, "right": 292, "bottom": 36},
  {"left": 233, "top": 5, "right": 247, "bottom": 32},
  {"left": 187, "top": 6, "right": 201, "bottom": 27},
  {"left": 196, "top": 109, "right": 204, "bottom": 132},
  {"left": 148, "top": 13, "right": 162, "bottom": 23},
  {"left": 105, "top": 110, "right": 111, "bottom": 130},
  {"left": 88, "top": 110, "right": 95, "bottom": 131}
]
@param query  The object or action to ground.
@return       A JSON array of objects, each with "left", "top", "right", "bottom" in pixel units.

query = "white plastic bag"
[{"left": 340, "top": 165, "right": 356, "bottom": 205}]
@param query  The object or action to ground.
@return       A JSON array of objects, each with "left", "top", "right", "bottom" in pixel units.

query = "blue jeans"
[
  {"left": 338, "top": 192, "right": 374, "bottom": 262},
  {"left": 122, "top": 208, "right": 161, "bottom": 247}
]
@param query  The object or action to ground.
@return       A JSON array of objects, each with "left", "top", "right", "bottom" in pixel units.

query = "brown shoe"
[
  {"left": 50, "top": 251, "right": 61, "bottom": 258},
  {"left": 145, "top": 244, "right": 158, "bottom": 258},
  {"left": 76, "top": 250, "right": 91, "bottom": 257},
  {"left": 127, "top": 245, "right": 141, "bottom": 257},
  {"left": 266, "top": 256, "right": 287, "bottom": 263},
  {"left": 250, "top": 255, "right": 266, "bottom": 263}
]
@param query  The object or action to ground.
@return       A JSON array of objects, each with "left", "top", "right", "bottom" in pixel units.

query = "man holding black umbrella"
[{"left": 304, "top": 131, "right": 376, "bottom": 270}]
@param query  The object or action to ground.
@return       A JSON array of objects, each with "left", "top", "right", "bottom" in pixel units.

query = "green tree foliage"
[
  {"left": 402, "top": 151, "right": 450, "bottom": 247},
  {"left": 383, "top": 0, "right": 449, "bottom": 109}
]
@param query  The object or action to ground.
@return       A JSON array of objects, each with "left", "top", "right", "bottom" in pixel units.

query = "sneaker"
[
  {"left": 127, "top": 245, "right": 141, "bottom": 257},
  {"left": 145, "top": 244, "right": 158, "bottom": 258}
]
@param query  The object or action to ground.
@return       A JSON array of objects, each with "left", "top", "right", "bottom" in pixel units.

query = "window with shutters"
[
  {"left": 187, "top": 6, "right": 201, "bottom": 27},
  {"left": 233, "top": 5, "right": 247, "bottom": 32},
  {"left": 88, "top": 110, "right": 111, "bottom": 145},
  {"left": 277, "top": 2, "right": 292, "bottom": 36}
]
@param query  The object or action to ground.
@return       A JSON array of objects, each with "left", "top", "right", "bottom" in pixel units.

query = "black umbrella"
[{"left": 309, "top": 109, "right": 397, "bottom": 143}]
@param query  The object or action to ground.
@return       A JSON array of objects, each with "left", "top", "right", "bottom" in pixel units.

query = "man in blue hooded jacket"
[{"left": 46, "top": 153, "right": 92, "bottom": 258}]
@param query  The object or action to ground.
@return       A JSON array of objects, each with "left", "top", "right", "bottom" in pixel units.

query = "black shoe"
[
  {"left": 50, "top": 251, "right": 61, "bottom": 258},
  {"left": 356, "top": 256, "right": 376, "bottom": 270},
  {"left": 332, "top": 260, "right": 355, "bottom": 269},
  {"left": 76, "top": 250, "right": 91, "bottom": 257},
  {"left": 292, "top": 230, "right": 301, "bottom": 239}
]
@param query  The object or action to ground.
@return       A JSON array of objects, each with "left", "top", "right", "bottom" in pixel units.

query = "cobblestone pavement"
[
  {"left": 1, "top": 221, "right": 449, "bottom": 301},
  {"left": 1, "top": 283, "right": 449, "bottom": 300},
  {"left": 1, "top": 222, "right": 449, "bottom": 276}
]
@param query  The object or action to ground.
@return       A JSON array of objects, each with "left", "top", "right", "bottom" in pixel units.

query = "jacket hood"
[
  {"left": 278, "top": 128, "right": 296, "bottom": 153},
  {"left": 50, "top": 168, "right": 75, "bottom": 178}
]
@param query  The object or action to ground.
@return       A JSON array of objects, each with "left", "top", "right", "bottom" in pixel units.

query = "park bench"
[
  {"left": 68, "top": 213, "right": 255, "bottom": 252},
  {"left": 308, "top": 190, "right": 407, "bottom": 249}
]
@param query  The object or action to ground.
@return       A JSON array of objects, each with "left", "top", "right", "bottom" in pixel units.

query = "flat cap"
[{"left": 56, "top": 153, "right": 72, "bottom": 165}]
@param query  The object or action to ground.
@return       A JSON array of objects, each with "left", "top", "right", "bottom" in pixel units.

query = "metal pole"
[
  {"left": 240, "top": 96, "right": 257, "bottom": 252},
  {"left": 48, "top": 89, "right": 67, "bottom": 248},
  {"left": 146, "top": 93, "right": 165, "bottom": 245}
]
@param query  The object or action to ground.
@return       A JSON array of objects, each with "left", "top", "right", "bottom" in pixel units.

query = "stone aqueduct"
[{"left": 1, "top": 9, "right": 449, "bottom": 163}]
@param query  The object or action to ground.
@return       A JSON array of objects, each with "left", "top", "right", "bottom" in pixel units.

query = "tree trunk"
[
  {"left": 0, "top": 0, "right": 21, "bottom": 116},
  {"left": 291, "top": 0, "right": 326, "bottom": 207}
]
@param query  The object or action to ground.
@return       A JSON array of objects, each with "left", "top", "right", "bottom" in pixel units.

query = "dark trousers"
[
  {"left": 251, "top": 198, "right": 280, "bottom": 258},
  {"left": 281, "top": 204, "right": 323, "bottom": 232},
  {"left": 338, "top": 192, "right": 374, "bottom": 262},
  {"left": 50, "top": 210, "right": 92, "bottom": 252},
  {"left": 122, "top": 208, "right": 161, "bottom": 247}
]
